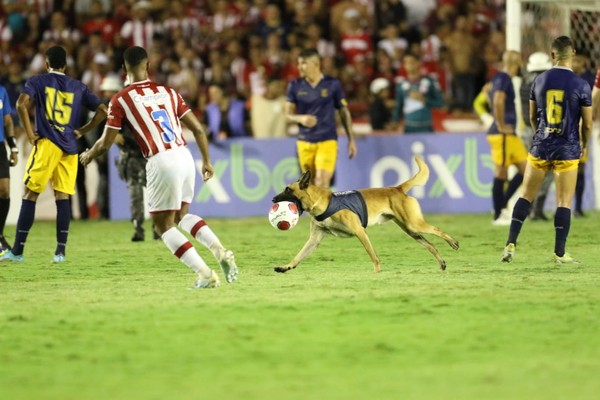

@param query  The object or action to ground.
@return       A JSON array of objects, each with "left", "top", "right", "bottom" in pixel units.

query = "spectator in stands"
[
  {"left": 42, "top": 10, "right": 80, "bottom": 54},
  {"left": 368, "top": 77, "right": 393, "bottom": 131},
  {"left": 392, "top": 52, "right": 444, "bottom": 133},
  {"left": 120, "top": 1, "right": 162, "bottom": 49},
  {"left": 81, "top": 53, "right": 119, "bottom": 97},
  {"left": 338, "top": 9, "right": 374, "bottom": 68},
  {"left": 377, "top": 23, "right": 408, "bottom": 70},
  {"left": 255, "top": 4, "right": 290, "bottom": 49},
  {"left": 571, "top": 50, "right": 595, "bottom": 88},
  {"left": 251, "top": 78, "right": 289, "bottom": 138},
  {"left": 520, "top": 52, "right": 553, "bottom": 221},
  {"left": 204, "top": 84, "right": 251, "bottom": 141},
  {"left": 444, "top": 14, "right": 479, "bottom": 114}
]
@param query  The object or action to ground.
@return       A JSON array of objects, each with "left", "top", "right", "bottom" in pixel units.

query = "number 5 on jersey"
[{"left": 45, "top": 87, "right": 74, "bottom": 130}]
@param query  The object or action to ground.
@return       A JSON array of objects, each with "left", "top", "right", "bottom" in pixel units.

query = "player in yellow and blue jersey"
[
  {"left": 501, "top": 36, "right": 593, "bottom": 264},
  {"left": 285, "top": 48, "right": 357, "bottom": 188},
  {"left": 0, "top": 46, "right": 107, "bottom": 263}
]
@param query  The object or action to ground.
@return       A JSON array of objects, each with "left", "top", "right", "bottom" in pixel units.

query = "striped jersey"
[{"left": 106, "top": 80, "right": 191, "bottom": 158}]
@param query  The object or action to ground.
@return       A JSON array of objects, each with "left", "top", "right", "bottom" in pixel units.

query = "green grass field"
[{"left": 1, "top": 213, "right": 599, "bottom": 400}]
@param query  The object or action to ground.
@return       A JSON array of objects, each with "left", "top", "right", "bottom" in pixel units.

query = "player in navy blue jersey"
[
  {"left": 285, "top": 48, "right": 357, "bottom": 188},
  {"left": 0, "top": 46, "right": 107, "bottom": 263},
  {"left": 501, "top": 36, "right": 593, "bottom": 264},
  {"left": 487, "top": 50, "right": 528, "bottom": 226}
]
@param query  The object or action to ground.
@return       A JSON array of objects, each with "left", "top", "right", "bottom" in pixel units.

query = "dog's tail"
[{"left": 398, "top": 156, "right": 429, "bottom": 192}]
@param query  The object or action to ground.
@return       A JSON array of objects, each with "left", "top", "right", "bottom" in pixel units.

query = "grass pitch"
[{"left": 1, "top": 213, "right": 600, "bottom": 400}]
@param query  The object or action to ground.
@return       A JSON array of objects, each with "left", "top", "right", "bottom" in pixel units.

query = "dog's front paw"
[
  {"left": 440, "top": 260, "right": 447, "bottom": 271},
  {"left": 451, "top": 240, "right": 459, "bottom": 250},
  {"left": 274, "top": 266, "right": 295, "bottom": 273}
]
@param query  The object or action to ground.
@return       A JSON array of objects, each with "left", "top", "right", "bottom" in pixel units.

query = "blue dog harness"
[{"left": 315, "top": 190, "right": 368, "bottom": 228}]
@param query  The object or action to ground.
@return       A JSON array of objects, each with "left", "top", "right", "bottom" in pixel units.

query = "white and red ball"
[{"left": 268, "top": 201, "right": 299, "bottom": 230}]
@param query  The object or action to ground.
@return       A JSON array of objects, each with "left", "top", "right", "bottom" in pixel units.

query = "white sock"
[
  {"left": 179, "top": 214, "right": 225, "bottom": 260},
  {"left": 161, "top": 227, "right": 212, "bottom": 277}
]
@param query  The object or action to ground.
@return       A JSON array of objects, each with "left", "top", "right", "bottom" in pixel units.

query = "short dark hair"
[
  {"left": 123, "top": 46, "right": 148, "bottom": 68},
  {"left": 551, "top": 36, "right": 573, "bottom": 60},
  {"left": 46, "top": 46, "right": 67, "bottom": 69},
  {"left": 299, "top": 48, "right": 320, "bottom": 60}
]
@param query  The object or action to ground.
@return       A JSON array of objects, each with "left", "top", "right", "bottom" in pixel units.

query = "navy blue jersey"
[
  {"left": 487, "top": 71, "right": 517, "bottom": 135},
  {"left": 22, "top": 71, "right": 102, "bottom": 154},
  {"left": 530, "top": 67, "right": 592, "bottom": 160},
  {"left": 0, "top": 85, "right": 11, "bottom": 142},
  {"left": 286, "top": 75, "right": 346, "bottom": 142}
]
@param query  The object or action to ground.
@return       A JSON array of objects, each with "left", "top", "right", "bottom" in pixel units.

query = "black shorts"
[{"left": 0, "top": 143, "right": 10, "bottom": 179}]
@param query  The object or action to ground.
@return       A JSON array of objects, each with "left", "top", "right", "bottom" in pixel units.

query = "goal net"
[{"left": 518, "top": 0, "right": 600, "bottom": 70}]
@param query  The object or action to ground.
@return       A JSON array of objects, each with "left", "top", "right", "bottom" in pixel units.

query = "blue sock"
[
  {"left": 492, "top": 178, "right": 505, "bottom": 219},
  {"left": 12, "top": 199, "right": 37, "bottom": 256},
  {"left": 507, "top": 198, "right": 531, "bottom": 246},
  {"left": 503, "top": 173, "right": 524, "bottom": 208},
  {"left": 554, "top": 207, "right": 571, "bottom": 257},
  {"left": 56, "top": 199, "right": 71, "bottom": 256}
]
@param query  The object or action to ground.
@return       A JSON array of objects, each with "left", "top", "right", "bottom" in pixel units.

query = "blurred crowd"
[{"left": 0, "top": 0, "right": 513, "bottom": 137}]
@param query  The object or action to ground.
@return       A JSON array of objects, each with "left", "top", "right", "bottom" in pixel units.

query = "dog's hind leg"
[
  {"left": 393, "top": 197, "right": 459, "bottom": 250},
  {"left": 274, "top": 225, "right": 325, "bottom": 273},
  {"left": 393, "top": 219, "right": 448, "bottom": 270}
]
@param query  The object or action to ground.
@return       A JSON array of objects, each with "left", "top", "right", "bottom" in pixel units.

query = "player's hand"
[
  {"left": 348, "top": 140, "right": 357, "bottom": 159},
  {"left": 9, "top": 152, "right": 18, "bottom": 167},
  {"left": 26, "top": 133, "right": 39, "bottom": 145},
  {"left": 499, "top": 125, "right": 514, "bottom": 134},
  {"left": 300, "top": 115, "right": 317, "bottom": 128},
  {"left": 202, "top": 162, "right": 214, "bottom": 182},
  {"left": 74, "top": 130, "right": 82, "bottom": 139},
  {"left": 79, "top": 149, "right": 92, "bottom": 167},
  {"left": 114, "top": 134, "right": 125, "bottom": 146}
]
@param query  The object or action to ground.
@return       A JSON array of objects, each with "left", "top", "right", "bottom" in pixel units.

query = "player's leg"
[
  {"left": 52, "top": 151, "right": 79, "bottom": 262},
  {"left": 147, "top": 147, "right": 218, "bottom": 287},
  {"left": 0, "top": 143, "right": 11, "bottom": 250},
  {"left": 1, "top": 138, "right": 59, "bottom": 261},
  {"left": 552, "top": 161, "right": 579, "bottom": 262},
  {"left": 314, "top": 140, "right": 337, "bottom": 188},
  {"left": 296, "top": 140, "right": 317, "bottom": 183},
  {"left": 574, "top": 161, "right": 585, "bottom": 217},
  {"left": 175, "top": 148, "right": 237, "bottom": 283},
  {"left": 502, "top": 137, "right": 528, "bottom": 209},
  {"left": 501, "top": 157, "right": 547, "bottom": 262},
  {"left": 488, "top": 134, "right": 509, "bottom": 223}
]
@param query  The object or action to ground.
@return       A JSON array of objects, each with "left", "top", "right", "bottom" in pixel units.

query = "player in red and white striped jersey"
[
  {"left": 593, "top": 68, "right": 600, "bottom": 120},
  {"left": 80, "top": 46, "right": 238, "bottom": 289}
]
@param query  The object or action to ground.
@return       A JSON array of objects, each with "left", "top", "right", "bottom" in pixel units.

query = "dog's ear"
[{"left": 299, "top": 170, "right": 311, "bottom": 190}]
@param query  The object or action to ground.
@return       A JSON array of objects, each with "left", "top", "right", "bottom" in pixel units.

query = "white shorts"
[{"left": 146, "top": 146, "right": 195, "bottom": 213}]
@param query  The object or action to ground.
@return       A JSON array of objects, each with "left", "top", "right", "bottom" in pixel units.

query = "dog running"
[{"left": 272, "top": 156, "right": 459, "bottom": 273}]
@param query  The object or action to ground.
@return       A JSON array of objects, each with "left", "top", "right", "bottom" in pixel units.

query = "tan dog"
[{"left": 272, "top": 156, "right": 459, "bottom": 273}]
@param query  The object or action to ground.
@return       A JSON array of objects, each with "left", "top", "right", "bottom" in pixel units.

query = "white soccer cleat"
[
  {"left": 193, "top": 270, "right": 220, "bottom": 289},
  {"left": 501, "top": 243, "right": 515, "bottom": 263},
  {"left": 219, "top": 249, "right": 238, "bottom": 283}
]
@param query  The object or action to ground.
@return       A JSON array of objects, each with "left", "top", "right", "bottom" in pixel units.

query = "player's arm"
[
  {"left": 76, "top": 104, "right": 108, "bottom": 138},
  {"left": 284, "top": 101, "right": 317, "bottom": 128},
  {"left": 529, "top": 99, "right": 537, "bottom": 132},
  {"left": 338, "top": 106, "right": 357, "bottom": 159},
  {"left": 3, "top": 114, "right": 17, "bottom": 166},
  {"left": 79, "top": 125, "right": 119, "bottom": 167},
  {"left": 592, "top": 86, "right": 600, "bottom": 120},
  {"left": 580, "top": 105, "right": 592, "bottom": 148},
  {"left": 493, "top": 90, "right": 511, "bottom": 134},
  {"left": 16, "top": 93, "right": 37, "bottom": 144},
  {"left": 181, "top": 111, "right": 214, "bottom": 182}
]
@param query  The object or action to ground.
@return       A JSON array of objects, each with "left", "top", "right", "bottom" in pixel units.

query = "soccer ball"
[{"left": 268, "top": 201, "right": 299, "bottom": 230}]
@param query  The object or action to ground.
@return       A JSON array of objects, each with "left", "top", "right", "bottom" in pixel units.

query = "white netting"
[{"left": 520, "top": 0, "right": 600, "bottom": 70}]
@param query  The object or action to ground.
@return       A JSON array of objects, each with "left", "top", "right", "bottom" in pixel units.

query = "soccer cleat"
[
  {"left": 193, "top": 270, "right": 220, "bottom": 289},
  {"left": 219, "top": 249, "right": 239, "bottom": 283},
  {"left": 53, "top": 254, "right": 66, "bottom": 263},
  {"left": 0, "top": 250, "right": 24, "bottom": 263},
  {"left": 552, "top": 253, "right": 580, "bottom": 264},
  {"left": 501, "top": 243, "right": 515, "bottom": 263}
]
